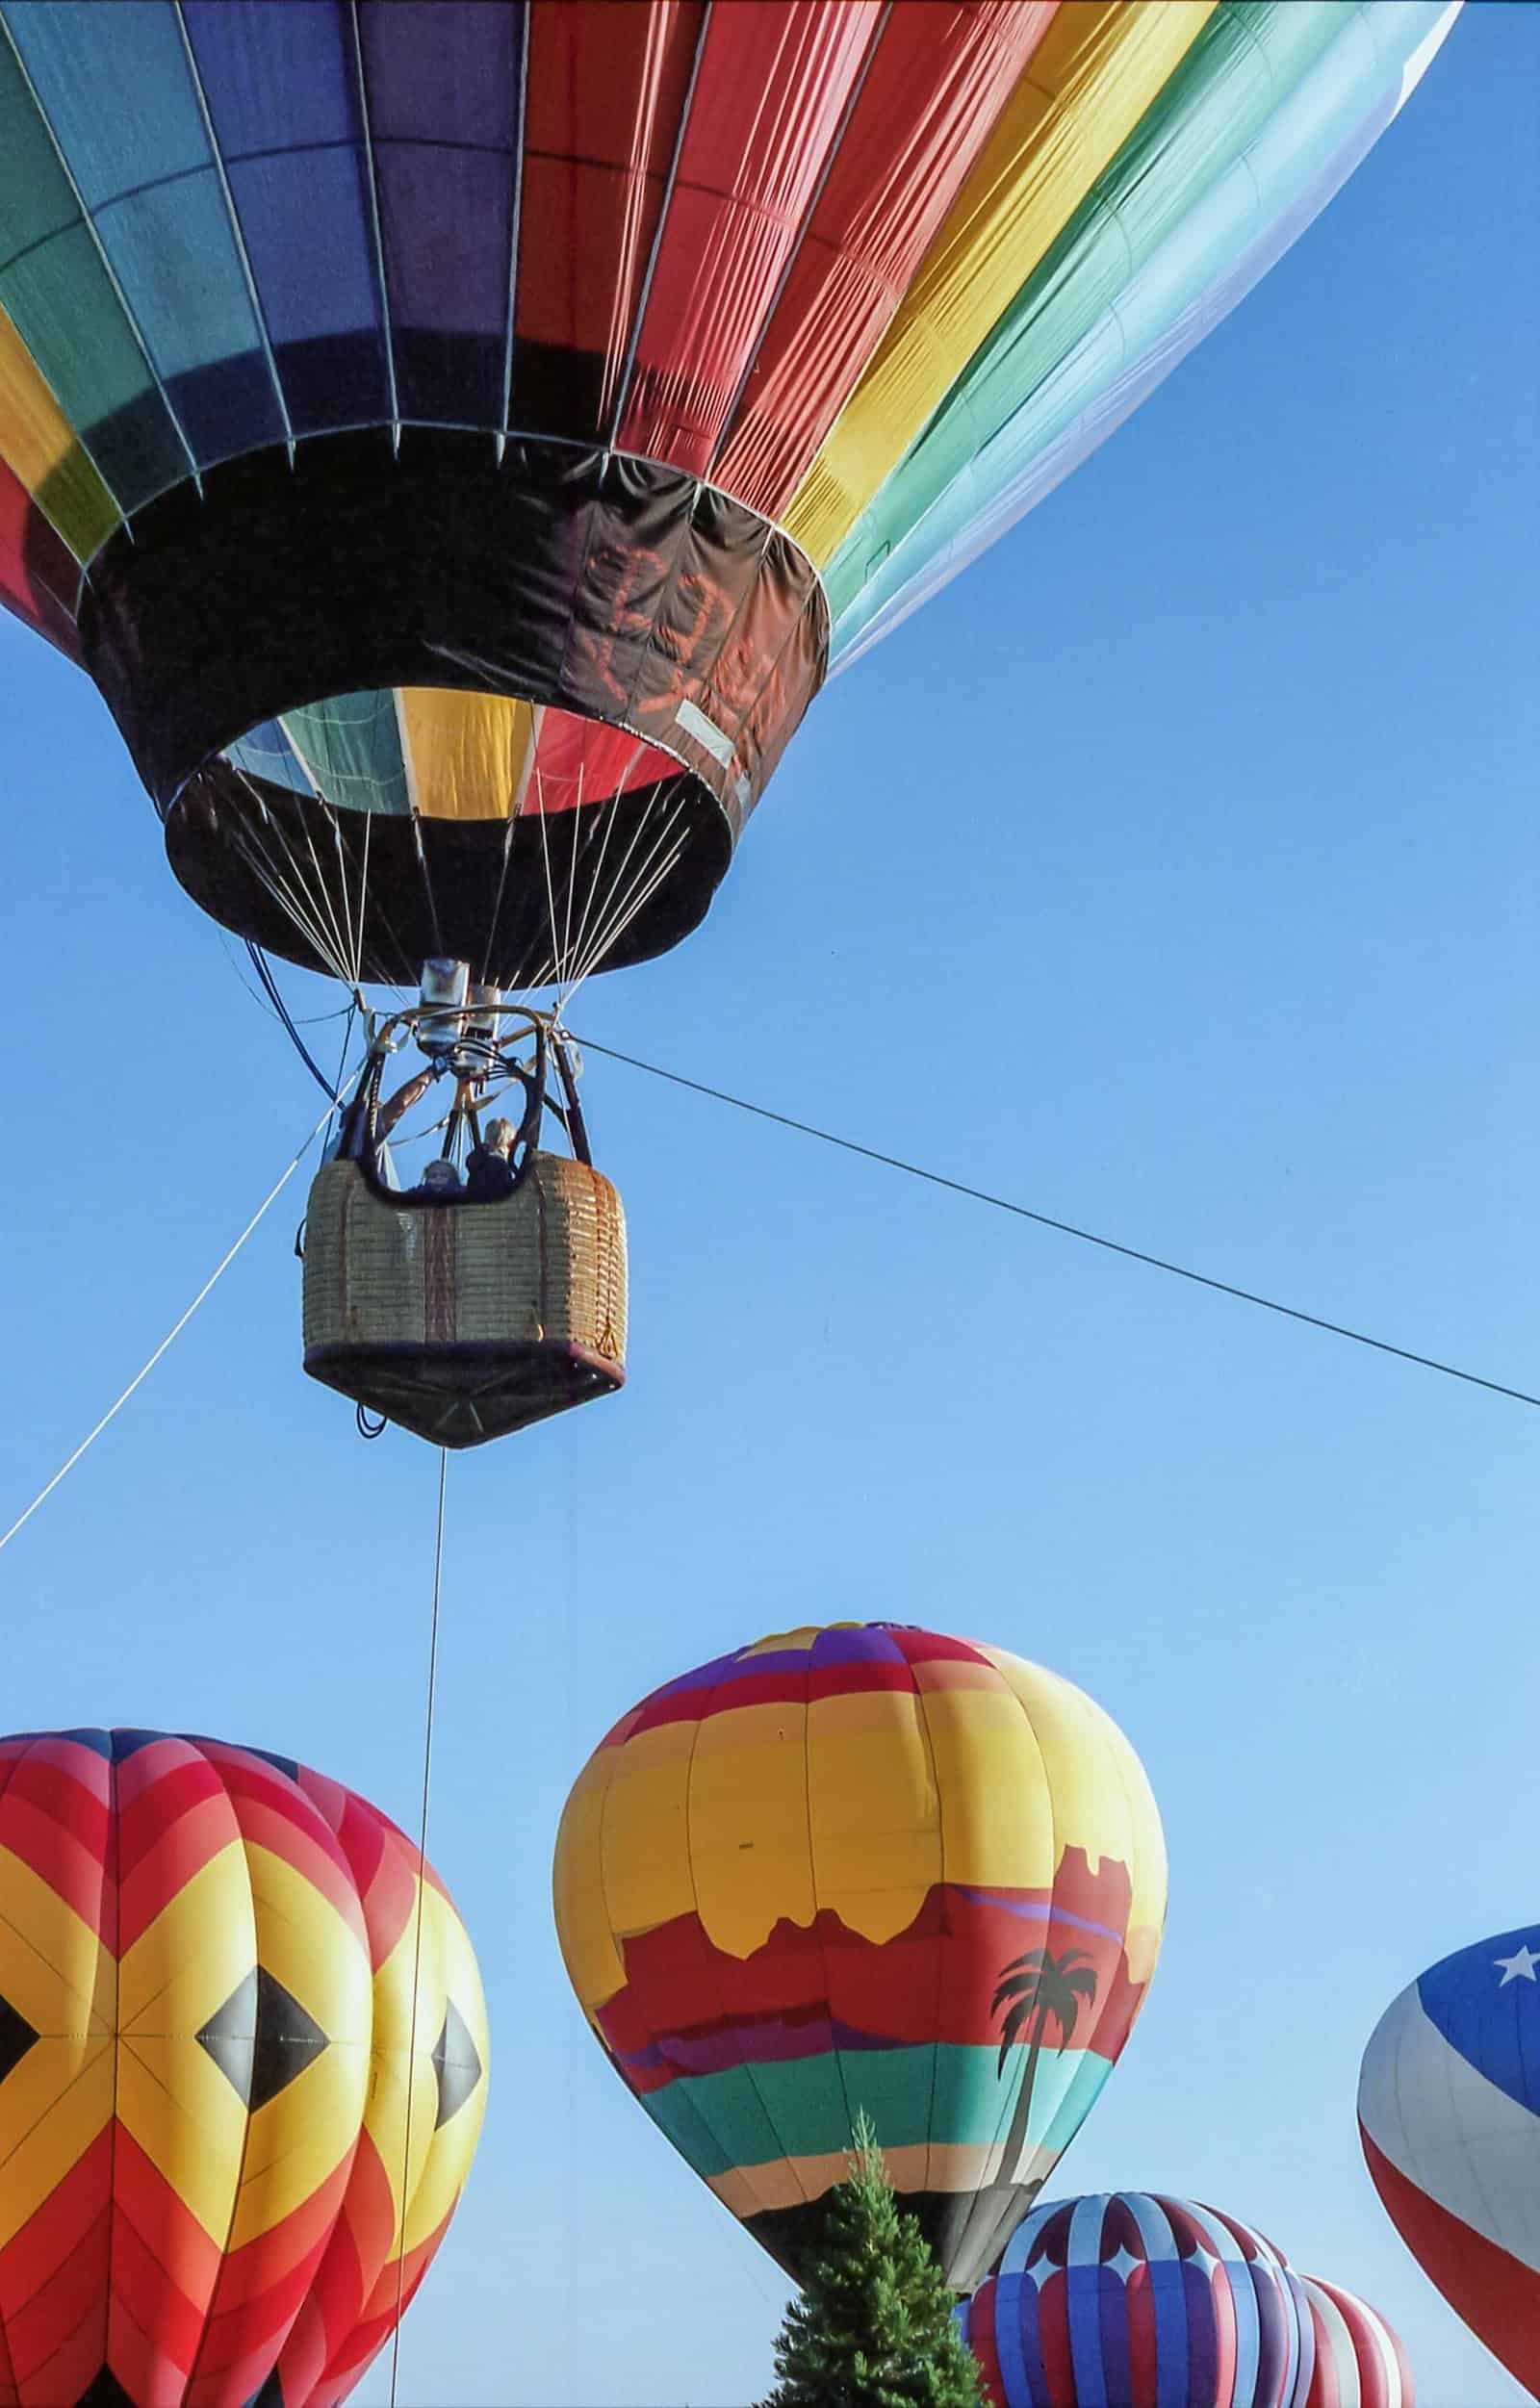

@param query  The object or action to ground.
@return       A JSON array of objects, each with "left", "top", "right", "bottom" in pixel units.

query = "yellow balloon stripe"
[
  {"left": 807, "top": 1684, "right": 942, "bottom": 1943},
  {"left": 783, "top": 0, "right": 1217, "bottom": 565},
  {"left": 558, "top": 1634, "right": 1169, "bottom": 2011},
  {"left": 976, "top": 1644, "right": 1168, "bottom": 1969},
  {"left": 396, "top": 689, "right": 539, "bottom": 822},
  {"left": 115, "top": 2037, "right": 248, "bottom": 2254},
  {"left": 399, "top": 1894, "right": 489, "bottom": 2258},
  {"left": 225, "top": 1844, "right": 372, "bottom": 2251},
  {"left": 367, "top": 1878, "right": 487, "bottom": 2260},
  {"left": 0, "top": 304, "right": 117, "bottom": 561},
  {"left": 0, "top": 2040, "right": 116, "bottom": 2252},
  {"left": 687, "top": 1698, "right": 816, "bottom": 1958},
  {"left": 596, "top": 1717, "right": 699, "bottom": 1944},
  {"left": 552, "top": 1751, "right": 628, "bottom": 2013},
  {"left": 0, "top": 1841, "right": 114, "bottom": 2037},
  {"left": 116, "top": 1848, "right": 256, "bottom": 2245},
  {"left": 117, "top": 1846, "right": 254, "bottom": 2039}
]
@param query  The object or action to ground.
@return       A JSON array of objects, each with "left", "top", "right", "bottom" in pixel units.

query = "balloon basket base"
[{"left": 304, "top": 1336, "right": 624, "bottom": 1447}]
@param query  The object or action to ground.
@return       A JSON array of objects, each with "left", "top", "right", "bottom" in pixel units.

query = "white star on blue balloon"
[{"left": 1493, "top": 1943, "right": 1540, "bottom": 1985}]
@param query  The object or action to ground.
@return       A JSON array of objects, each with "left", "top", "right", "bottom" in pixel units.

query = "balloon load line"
[
  {"left": 579, "top": 1037, "right": 1540, "bottom": 1415},
  {"left": 0, "top": 1099, "right": 338, "bottom": 1560},
  {"left": 389, "top": 1447, "right": 449, "bottom": 2408},
  {"left": 5, "top": 998, "right": 1532, "bottom": 1576}
]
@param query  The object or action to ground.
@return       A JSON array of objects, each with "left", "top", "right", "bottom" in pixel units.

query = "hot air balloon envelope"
[
  {"left": 552, "top": 1622, "right": 1166, "bottom": 2289},
  {"left": 0, "top": 0, "right": 1461, "bottom": 993},
  {"left": 955, "top": 2192, "right": 1315, "bottom": 2408},
  {"left": 0, "top": 1728, "right": 488, "bottom": 2408},
  {"left": 1300, "top": 2275, "right": 1414, "bottom": 2408},
  {"left": 1359, "top": 1924, "right": 1540, "bottom": 2399}
]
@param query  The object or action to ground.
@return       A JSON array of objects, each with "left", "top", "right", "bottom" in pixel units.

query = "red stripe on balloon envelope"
[
  {"left": 0, "top": 460, "right": 80, "bottom": 662},
  {"left": 716, "top": 0, "right": 1057, "bottom": 516},
  {"left": 512, "top": 0, "right": 704, "bottom": 440},
  {"left": 1361, "top": 2123, "right": 1540, "bottom": 2398},
  {"left": 614, "top": 1, "right": 885, "bottom": 475}
]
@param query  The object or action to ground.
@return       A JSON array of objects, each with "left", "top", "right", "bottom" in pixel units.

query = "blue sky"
[{"left": 0, "top": 7, "right": 1535, "bottom": 2404}]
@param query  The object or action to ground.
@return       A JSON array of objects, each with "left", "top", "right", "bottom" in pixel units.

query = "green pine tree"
[{"left": 758, "top": 2111, "right": 984, "bottom": 2408}]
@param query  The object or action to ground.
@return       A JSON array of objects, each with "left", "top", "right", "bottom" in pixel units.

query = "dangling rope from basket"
[
  {"left": 0, "top": 1099, "right": 337, "bottom": 1558},
  {"left": 387, "top": 1445, "right": 449, "bottom": 2408}
]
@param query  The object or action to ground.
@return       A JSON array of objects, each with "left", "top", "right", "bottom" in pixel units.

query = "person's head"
[
  {"left": 485, "top": 1117, "right": 517, "bottom": 1160},
  {"left": 423, "top": 1156, "right": 461, "bottom": 1191}
]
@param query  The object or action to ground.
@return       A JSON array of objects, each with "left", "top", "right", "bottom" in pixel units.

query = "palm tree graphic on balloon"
[
  {"left": 993, "top": 1944, "right": 1100, "bottom": 2146},
  {"left": 952, "top": 1943, "right": 1101, "bottom": 2283}
]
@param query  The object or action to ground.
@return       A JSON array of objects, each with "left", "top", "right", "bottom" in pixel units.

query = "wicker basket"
[{"left": 302, "top": 1154, "right": 627, "bottom": 1447}]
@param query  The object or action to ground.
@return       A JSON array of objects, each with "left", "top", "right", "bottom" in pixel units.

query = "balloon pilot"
[{"left": 465, "top": 1117, "right": 518, "bottom": 1202}]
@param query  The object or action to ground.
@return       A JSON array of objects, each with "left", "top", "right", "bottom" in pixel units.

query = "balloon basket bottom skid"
[{"left": 304, "top": 1336, "right": 624, "bottom": 1447}]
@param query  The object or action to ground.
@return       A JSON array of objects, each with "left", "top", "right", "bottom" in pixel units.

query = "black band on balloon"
[{"left": 77, "top": 428, "right": 828, "bottom": 829}]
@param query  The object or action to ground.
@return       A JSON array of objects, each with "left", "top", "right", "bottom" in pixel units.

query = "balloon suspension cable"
[
  {"left": 389, "top": 1445, "right": 449, "bottom": 2408},
  {"left": 577, "top": 1038, "right": 1540, "bottom": 1415},
  {"left": 0, "top": 1100, "right": 336, "bottom": 1559},
  {"left": 245, "top": 942, "right": 350, "bottom": 1102}
]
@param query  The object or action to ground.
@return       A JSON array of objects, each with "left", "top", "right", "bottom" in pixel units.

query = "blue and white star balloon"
[{"left": 1359, "top": 1923, "right": 1540, "bottom": 2397}]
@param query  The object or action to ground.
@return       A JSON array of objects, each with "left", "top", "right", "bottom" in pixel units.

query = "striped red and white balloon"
[
  {"left": 1300, "top": 2278, "right": 1413, "bottom": 2408},
  {"left": 1358, "top": 1925, "right": 1540, "bottom": 2397},
  {"left": 954, "top": 2191, "right": 1314, "bottom": 2408}
]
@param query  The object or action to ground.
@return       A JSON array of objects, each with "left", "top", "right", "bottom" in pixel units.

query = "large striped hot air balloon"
[
  {"left": 1359, "top": 1925, "right": 1540, "bottom": 2400},
  {"left": 0, "top": 0, "right": 1460, "bottom": 996},
  {"left": 0, "top": 1728, "right": 488, "bottom": 2408},
  {"left": 552, "top": 1622, "right": 1166, "bottom": 2291},
  {"left": 953, "top": 2191, "right": 1315, "bottom": 2408},
  {"left": 1300, "top": 2276, "right": 1413, "bottom": 2408}
]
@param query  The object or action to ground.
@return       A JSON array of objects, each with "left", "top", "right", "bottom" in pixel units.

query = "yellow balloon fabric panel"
[
  {"left": 0, "top": 302, "right": 115, "bottom": 559},
  {"left": 783, "top": 0, "right": 1218, "bottom": 566}
]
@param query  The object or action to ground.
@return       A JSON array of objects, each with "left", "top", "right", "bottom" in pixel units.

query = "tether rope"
[
  {"left": 0, "top": 1100, "right": 336, "bottom": 1558},
  {"left": 578, "top": 1037, "right": 1538, "bottom": 1414},
  {"left": 388, "top": 1445, "right": 449, "bottom": 2408}
]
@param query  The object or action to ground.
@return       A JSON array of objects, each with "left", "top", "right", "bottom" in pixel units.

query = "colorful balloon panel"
[
  {"left": 552, "top": 1623, "right": 1166, "bottom": 2288},
  {"left": 955, "top": 2192, "right": 1314, "bottom": 2408},
  {"left": 1359, "top": 1926, "right": 1540, "bottom": 2399},
  {"left": 0, "top": 2, "right": 1460, "bottom": 992},
  {"left": 0, "top": 1729, "right": 488, "bottom": 2408},
  {"left": 1300, "top": 2277, "right": 1413, "bottom": 2408}
]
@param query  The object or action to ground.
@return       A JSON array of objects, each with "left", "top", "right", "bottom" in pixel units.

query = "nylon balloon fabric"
[
  {"left": 0, "top": 1729, "right": 489, "bottom": 2408},
  {"left": 1299, "top": 2276, "right": 1413, "bottom": 2408},
  {"left": 552, "top": 1622, "right": 1166, "bottom": 2291},
  {"left": 0, "top": 2, "right": 1460, "bottom": 992},
  {"left": 953, "top": 2192, "right": 1314, "bottom": 2408},
  {"left": 1359, "top": 1925, "right": 1540, "bottom": 2400}
]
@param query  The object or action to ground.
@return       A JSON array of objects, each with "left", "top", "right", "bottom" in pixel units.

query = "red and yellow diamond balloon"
[{"left": 0, "top": 1729, "right": 488, "bottom": 2408}]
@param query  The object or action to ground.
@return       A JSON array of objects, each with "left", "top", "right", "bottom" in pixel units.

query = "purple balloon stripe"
[{"left": 955, "top": 1888, "right": 1127, "bottom": 1946}]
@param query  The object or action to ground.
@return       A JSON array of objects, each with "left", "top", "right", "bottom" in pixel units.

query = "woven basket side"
[
  {"left": 577, "top": 1166, "right": 628, "bottom": 1361},
  {"left": 304, "top": 1161, "right": 433, "bottom": 1348},
  {"left": 300, "top": 1165, "right": 348, "bottom": 1352},
  {"left": 540, "top": 1158, "right": 629, "bottom": 1359},
  {"left": 303, "top": 1157, "right": 626, "bottom": 1363},
  {"left": 450, "top": 1176, "right": 552, "bottom": 1344},
  {"left": 452, "top": 1156, "right": 627, "bottom": 1359}
]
